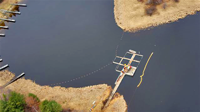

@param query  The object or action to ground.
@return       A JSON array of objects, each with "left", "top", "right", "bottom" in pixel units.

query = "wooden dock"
[{"left": 104, "top": 50, "right": 143, "bottom": 108}]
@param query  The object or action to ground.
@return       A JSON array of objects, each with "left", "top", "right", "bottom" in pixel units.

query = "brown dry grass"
[
  {"left": 114, "top": 0, "right": 200, "bottom": 32},
  {"left": 0, "top": 70, "right": 127, "bottom": 112},
  {"left": 103, "top": 93, "right": 127, "bottom": 112}
]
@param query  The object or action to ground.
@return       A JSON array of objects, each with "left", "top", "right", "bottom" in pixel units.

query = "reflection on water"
[{"left": 0, "top": 0, "right": 199, "bottom": 112}]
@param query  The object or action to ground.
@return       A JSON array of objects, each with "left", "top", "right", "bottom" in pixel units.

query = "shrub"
[
  {"left": 145, "top": 6, "right": 157, "bottom": 16},
  {"left": 39, "top": 100, "right": 62, "bottom": 112},
  {"left": 0, "top": 91, "right": 26, "bottom": 112},
  {"left": 25, "top": 97, "right": 40, "bottom": 112},
  {"left": 28, "top": 93, "right": 40, "bottom": 102},
  {"left": 0, "top": 94, "right": 7, "bottom": 112},
  {"left": 0, "top": 100, "right": 7, "bottom": 112}
]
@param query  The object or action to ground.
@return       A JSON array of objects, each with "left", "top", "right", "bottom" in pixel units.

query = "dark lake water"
[{"left": 0, "top": 0, "right": 200, "bottom": 112}]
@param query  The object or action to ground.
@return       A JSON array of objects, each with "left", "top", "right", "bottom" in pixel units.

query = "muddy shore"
[
  {"left": 114, "top": 0, "right": 200, "bottom": 32},
  {"left": 0, "top": 70, "right": 127, "bottom": 112}
]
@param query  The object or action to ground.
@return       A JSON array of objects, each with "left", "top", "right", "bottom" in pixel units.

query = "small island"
[{"left": 114, "top": 0, "right": 200, "bottom": 32}]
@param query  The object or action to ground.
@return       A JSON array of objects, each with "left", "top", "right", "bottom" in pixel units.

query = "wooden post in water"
[
  {"left": 0, "top": 64, "right": 9, "bottom": 71},
  {"left": 0, "top": 18, "right": 15, "bottom": 22},
  {"left": 0, "top": 26, "right": 8, "bottom": 29},
  {"left": 1, "top": 10, "right": 21, "bottom": 15},
  {"left": 0, "top": 34, "right": 5, "bottom": 37},
  {"left": 11, "top": 3, "right": 27, "bottom": 7},
  {"left": 0, "top": 72, "right": 25, "bottom": 89}
]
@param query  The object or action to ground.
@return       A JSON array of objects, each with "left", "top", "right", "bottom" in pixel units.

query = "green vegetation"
[
  {"left": 0, "top": 91, "right": 63, "bottom": 112},
  {"left": 39, "top": 100, "right": 62, "bottom": 112},
  {"left": 0, "top": 100, "right": 7, "bottom": 112},
  {"left": 28, "top": 93, "right": 40, "bottom": 102},
  {"left": 0, "top": 92, "right": 26, "bottom": 112}
]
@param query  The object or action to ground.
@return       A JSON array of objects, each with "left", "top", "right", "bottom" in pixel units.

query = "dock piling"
[
  {"left": 0, "top": 26, "right": 9, "bottom": 29},
  {"left": 0, "top": 34, "right": 5, "bottom": 37},
  {"left": 0, "top": 64, "right": 9, "bottom": 71},
  {"left": 0, "top": 72, "right": 25, "bottom": 89},
  {"left": 0, "top": 18, "right": 15, "bottom": 22},
  {"left": 0, "top": 9, "right": 21, "bottom": 15},
  {"left": 11, "top": 3, "right": 27, "bottom": 7}
]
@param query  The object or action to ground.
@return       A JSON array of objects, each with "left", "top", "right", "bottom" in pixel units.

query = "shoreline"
[
  {"left": 0, "top": 0, "right": 21, "bottom": 26},
  {"left": 0, "top": 70, "right": 127, "bottom": 112}
]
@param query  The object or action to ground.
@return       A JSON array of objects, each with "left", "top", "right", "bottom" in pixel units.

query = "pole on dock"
[
  {"left": 0, "top": 34, "right": 5, "bottom": 37},
  {"left": 11, "top": 3, "right": 27, "bottom": 7},
  {"left": 0, "top": 26, "right": 9, "bottom": 29},
  {"left": 0, "top": 18, "right": 15, "bottom": 22},
  {"left": 0, "top": 64, "right": 9, "bottom": 71}
]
